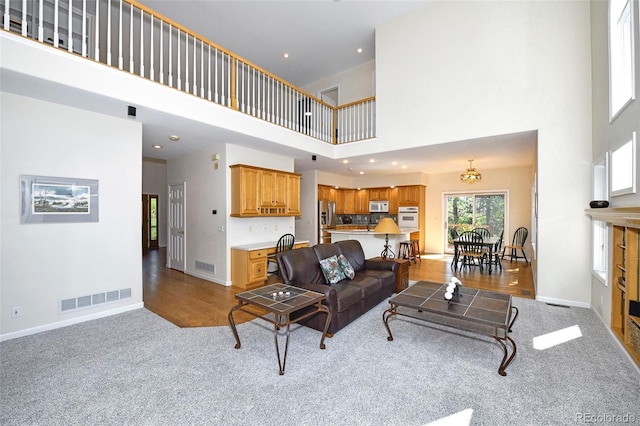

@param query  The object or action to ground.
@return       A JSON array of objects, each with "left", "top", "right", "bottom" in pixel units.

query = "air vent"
[
  {"left": 59, "top": 288, "right": 132, "bottom": 313},
  {"left": 195, "top": 260, "right": 215, "bottom": 274}
]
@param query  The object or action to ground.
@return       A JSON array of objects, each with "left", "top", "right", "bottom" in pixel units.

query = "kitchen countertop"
[
  {"left": 328, "top": 228, "right": 419, "bottom": 235},
  {"left": 231, "top": 239, "right": 310, "bottom": 251}
]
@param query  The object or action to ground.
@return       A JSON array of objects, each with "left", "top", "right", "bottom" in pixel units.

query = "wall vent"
[
  {"left": 59, "top": 288, "right": 132, "bottom": 314},
  {"left": 195, "top": 260, "right": 215, "bottom": 274}
]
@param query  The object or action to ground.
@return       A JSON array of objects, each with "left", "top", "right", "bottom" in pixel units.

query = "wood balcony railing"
[{"left": 1, "top": 0, "right": 375, "bottom": 144}]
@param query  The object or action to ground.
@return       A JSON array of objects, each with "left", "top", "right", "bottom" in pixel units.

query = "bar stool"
[
  {"left": 399, "top": 241, "right": 416, "bottom": 264},
  {"left": 410, "top": 239, "right": 421, "bottom": 262}
]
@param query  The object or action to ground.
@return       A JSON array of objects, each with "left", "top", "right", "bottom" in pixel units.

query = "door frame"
[{"left": 442, "top": 190, "right": 509, "bottom": 253}]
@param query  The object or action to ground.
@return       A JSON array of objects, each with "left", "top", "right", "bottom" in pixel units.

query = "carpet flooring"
[{"left": 1, "top": 296, "right": 639, "bottom": 425}]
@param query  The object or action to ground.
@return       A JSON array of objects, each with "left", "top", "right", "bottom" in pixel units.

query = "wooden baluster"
[
  {"left": 160, "top": 20, "right": 165, "bottom": 85},
  {"left": 199, "top": 40, "right": 203, "bottom": 97},
  {"left": 168, "top": 25, "right": 172, "bottom": 87},
  {"left": 20, "top": 0, "right": 27, "bottom": 35},
  {"left": 3, "top": 1, "right": 9, "bottom": 31},
  {"left": 177, "top": 29, "right": 181, "bottom": 90},
  {"left": 214, "top": 47, "right": 218, "bottom": 103}
]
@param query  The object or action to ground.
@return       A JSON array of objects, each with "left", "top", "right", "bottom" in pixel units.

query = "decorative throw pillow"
[
  {"left": 319, "top": 255, "right": 346, "bottom": 284},
  {"left": 337, "top": 254, "right": 355, "bottom": 280}
]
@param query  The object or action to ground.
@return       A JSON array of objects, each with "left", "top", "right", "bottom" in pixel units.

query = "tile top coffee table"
[
  {"left": 383, "top": 280, "right": 519, "bottom": 376},
  {"left": 228, "top": 283, "right": 331, "bottom": 375}
]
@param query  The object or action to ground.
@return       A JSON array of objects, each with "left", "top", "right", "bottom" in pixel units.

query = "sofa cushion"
[
  {"left": 357, "top": 269, "right": 396, "bottom": 289},
  {"left": 337, "top": 254, "right": 355, "bottom": 279},
  {"left": 319, "top": 255, "right": 347, "bottom": 284},
  {"left": 331, "top": 282, "right": 363, "bottom": 312},
  {"left": 347, "top": 275, "right": 382, "bottom": 299}
]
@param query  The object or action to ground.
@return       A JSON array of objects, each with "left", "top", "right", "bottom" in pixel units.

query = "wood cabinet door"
[
  {"left": 287, "top": 175, "right": 301, "bottom": 216},
  {"left": 389, "top": 187, "right": 399, "bottom": 213},
  {"left": 398, "top": 186, "right": 420, "bottom": 205},
  {"left": 343, "top": 189, "right": 356, "bottom": 214},
  {"left": 336, "top": 189, "right": 345, "bottom": 214},
  {"left": 355, "top": 189, "right": 370, "bottom": 213},
  {"left": 274, "top": 172, "right": 287, "bottom": 206},
  {"left": 231, "top": 166, "right": 261, "bottom": 216},
  {"left": 370, "top": 188, "right": 389, "bottom": 201}
]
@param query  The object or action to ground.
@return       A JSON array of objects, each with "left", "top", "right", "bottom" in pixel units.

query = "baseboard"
[
  {"left": 185, "top": 268, "right": 231, "bottom": 286},
  {"left": 535, "top": 295, "right": 591, "bottom": 309},
  {"left": 0, "top": 302, "right": 144, "bottom": 342}
]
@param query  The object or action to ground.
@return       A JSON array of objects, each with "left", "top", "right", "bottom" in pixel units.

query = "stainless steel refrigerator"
[{"left": 318, "top": 200, "right": 336, "bottom": 244}]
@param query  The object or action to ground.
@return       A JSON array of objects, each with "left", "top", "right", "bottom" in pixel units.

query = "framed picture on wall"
[{"left": 20, "top": 175, "right": 99, "bottom": 224}]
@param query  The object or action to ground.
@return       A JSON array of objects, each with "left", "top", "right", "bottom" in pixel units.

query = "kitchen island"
[{"left": 328, "top": 228, "right": 418, "bottom": 259}]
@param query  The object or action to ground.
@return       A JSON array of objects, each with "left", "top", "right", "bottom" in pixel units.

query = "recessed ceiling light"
[
  {"left": 359, "top": 171, "right": 364, "bottom": 175},
  {"left": 152, "top": 145, "right": 163, "bottom": 149},
  {"left": 342, "top": 159, "right": 349, "bottom": 164},
  {"left": 402, "top": 165, "right": 408, "bottom": 169},
  {"left": 369, "top": 159, "right": 375, "bottom": 163},
  {"left": 169, "top": 135, "right": 180, "bottom": 141},
  {"left": 392, "top": 161, "right": 398, "bottom": 166},
  {"left": 283, "top": 53, "right": 289, "bottom": 59},
  {"left": 356, "top": 48, "right": 363, "bottom": 53}
]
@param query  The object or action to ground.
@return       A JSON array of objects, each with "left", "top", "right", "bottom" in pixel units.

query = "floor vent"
[
  {"left": 59, "top": 288, "right": 132, "bottom": 313},
  {"left": 195, "top": 260, "right": 215, "bottom": 274}
]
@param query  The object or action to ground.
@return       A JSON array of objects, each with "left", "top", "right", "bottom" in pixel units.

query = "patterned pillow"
[
  {"left": 319, "top": 255, "right": 346, "bottom": 284},
  {"left": 337, "top": 254, "right": 355, "bottom": 280}
]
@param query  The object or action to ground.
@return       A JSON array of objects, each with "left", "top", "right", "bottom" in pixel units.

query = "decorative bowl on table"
[{"left": 589, "top": 200, "right": 609, "bottom": 208}]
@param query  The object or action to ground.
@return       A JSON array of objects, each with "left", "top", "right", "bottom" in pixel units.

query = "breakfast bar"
[{"left": 328, "top": 228, "right": 418, "bottom": 259}]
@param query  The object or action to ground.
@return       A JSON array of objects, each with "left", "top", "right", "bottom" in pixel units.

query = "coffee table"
[
  {"left": 383, "top": 281, "right": 518, "bottom": 376},
  {"left": 228, "top": 283, "right": 331, "bottom": 375}
]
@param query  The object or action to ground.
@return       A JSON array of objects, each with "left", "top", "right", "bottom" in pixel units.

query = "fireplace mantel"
[{"left": 586, "top": 207, "right": 640, "bottom": 227}]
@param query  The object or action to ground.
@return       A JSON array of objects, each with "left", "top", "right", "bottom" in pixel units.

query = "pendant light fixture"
[{"left": 460, "top": 159, "right": 482, "bottom": 183}]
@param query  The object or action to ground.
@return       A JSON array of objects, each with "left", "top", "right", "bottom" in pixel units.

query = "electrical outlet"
[{"left": 11, "top": 307, "right": 22, "bottom": 318}]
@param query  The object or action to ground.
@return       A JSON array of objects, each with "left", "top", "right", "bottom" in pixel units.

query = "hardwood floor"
[{"left": 143, "top": 248, "right": 535, "bottom": 328}]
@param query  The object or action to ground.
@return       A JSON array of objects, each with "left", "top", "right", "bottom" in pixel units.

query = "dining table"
[{"left": 452, "top": 235, "right": 501, "bottom": 274}]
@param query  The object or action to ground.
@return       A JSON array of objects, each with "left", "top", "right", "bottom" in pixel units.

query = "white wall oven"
[{"left": 398, "top": 206, "right": 419, "bottom": 228}]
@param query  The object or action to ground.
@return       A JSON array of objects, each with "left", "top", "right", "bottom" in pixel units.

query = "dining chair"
[
  {"left": 486, "top": 230, "right": 504, "bottom": 271},
  {"left": 458, "top": 231, "right": 487, "bottom": 272},
  {"left": 268, "top": 233, "right": 295, "bottom": 280},
  {"left": 472, "top": 227, "right": 490, "bottom": 239},
  {"left": 501, "top": 227, "right": 529, "bottom": 263},
  {"left": 449, "top": 228, "right": 460, "bottom": 269}
]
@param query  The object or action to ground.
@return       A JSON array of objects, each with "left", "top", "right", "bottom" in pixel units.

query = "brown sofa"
[{"left": 275, "top": 239, "right": 398, "bottom": 335}]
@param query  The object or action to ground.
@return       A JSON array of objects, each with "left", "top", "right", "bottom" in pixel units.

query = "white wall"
[
  {"left": 302, "top": 60, "right": 376, "bottom": 105},
  {"left": 424, "top": 166, "right": 533, "bottom": 255},
  {"left": 0, "top": 92, "right": 143, "bottom": 339},
  {"left": 590, "top": 0, "right": 640, "bottom": 323},
  {"left": 376, "top": 1, "right": 593, "bottom": 306},
  {"left": 142, "top": 158, "right": 168, "bottom": 248}
]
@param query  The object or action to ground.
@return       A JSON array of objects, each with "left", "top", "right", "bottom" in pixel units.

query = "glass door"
[{"left": 444, "top": 192, "right": 506, "bottom": 253}]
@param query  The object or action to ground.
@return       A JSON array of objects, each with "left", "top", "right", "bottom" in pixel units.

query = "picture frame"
[{"left": 20, "top": 175, "right": 99, "bottom": 224}]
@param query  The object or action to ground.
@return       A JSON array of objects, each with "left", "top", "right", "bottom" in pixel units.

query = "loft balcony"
[{"left": 1, "top": 0, "right": 376, "bottom": 145}]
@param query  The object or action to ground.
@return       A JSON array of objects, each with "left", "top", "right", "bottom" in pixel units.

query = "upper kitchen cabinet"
[
  {"left": 389, "top": 188, "right": 399, "bottom": 214},
  {"left": 355, "top": 189, "right": 370, "bottom": 214},
  {"left": 397, "top": 185, "right": 425, "bottom": 206},
  {"left": 369, "top": 188, "right": 389, "bottom": 201},
  {"left": 318, "top": 185, "right": 336, "bottom": 202},
  {"left": 230, "top": 164, "right": 301, "bottom": 217},
  {"left": 337, "top": 189, "right": 356, "bottom": 214}
]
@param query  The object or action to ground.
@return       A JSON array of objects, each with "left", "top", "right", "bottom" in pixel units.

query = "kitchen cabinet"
[
  {"left": 398, "top": 185, "right": 424, "bottom": 206},
  {"left": 355, "top": 189, "right": 370, "bottom": 214},
  {"left": 230, "top": 164, "right": 300, "bottom": 217},
  {"left": 389, "top": 188, "right": 399, "bottom": 214},
  {"left": 369, "top": 188, "right": 389, "bottom": 201},
  {"left": 342, "top": 189, "right": 356, "bottom": 214},
  {"left": 230, "top": 165, "right": 261, "bottom": 216},
  {"left": 231, "top": 241, "right": 309, "bottom": 289},
  {"left": 287, "top": 174, "right": 301, "bottom": 216},
  {"left": 318, "top": 185, "right": 335, "bottom": 202}
]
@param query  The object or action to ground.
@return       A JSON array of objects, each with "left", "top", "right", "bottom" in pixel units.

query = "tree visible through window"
[{"left": 445, "top": 192, "right": 506, "bottom": 252}]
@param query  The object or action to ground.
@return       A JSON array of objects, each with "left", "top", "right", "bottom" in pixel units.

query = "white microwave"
[{"left": 369, "top": 201, "right": 389, "bottom": 213}]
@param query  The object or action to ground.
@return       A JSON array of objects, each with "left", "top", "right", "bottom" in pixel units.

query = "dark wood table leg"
[
  {"left": 274, "top": 314, "right": 291, "bottom": 375},
  {"left": 494, "top": 335, "right": 517, "bottom": 376},
  {"left": 318, "top": 304, "right": 332, "bottom": 350}
]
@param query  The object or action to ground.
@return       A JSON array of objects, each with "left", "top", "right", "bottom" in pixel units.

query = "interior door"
[{"left": 168, "top": 183, "right": 186, "bottom": 272}]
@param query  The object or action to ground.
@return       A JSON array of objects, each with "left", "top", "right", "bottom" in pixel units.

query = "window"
[
  {"left": 444, "top": 192, "right": 507, "bottom": 252},
  {"left": 592, "top": 156, "right": 608, "bottom": 284},
  {"left": 610, "top": 132, "right": 636, "bottom": 196},
  {"left": 609, "top": 0, "right": 635, "bottom": 120}
]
